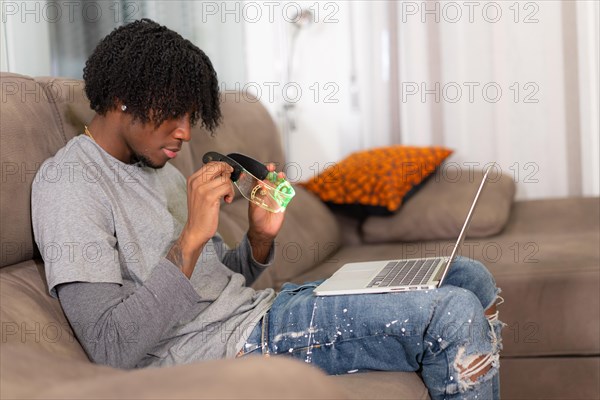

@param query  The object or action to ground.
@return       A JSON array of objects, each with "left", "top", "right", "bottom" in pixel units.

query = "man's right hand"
[{"left": 167, "top": 162, "right": 235, "bottom": 278}]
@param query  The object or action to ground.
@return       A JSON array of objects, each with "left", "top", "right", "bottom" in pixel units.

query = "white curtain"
[
  {"left": 6, "top": 1, "right": 596, "bottom": 200},
  {"left": 41, "top": 0, "right": 245, "bottom": 84},
  {"left": 244, "top": 1, "right": 360, "bottom": 182},
  {"left": 393, "top": 0, "right": 599, "bottom": 200},
  {"left": 245, "top": 0, "right": 600, "bottom": 200}
]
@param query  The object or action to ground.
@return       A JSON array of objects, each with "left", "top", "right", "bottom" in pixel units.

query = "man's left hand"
[{"left": 247, "top": 163, "right": 286, "bottom": 263}]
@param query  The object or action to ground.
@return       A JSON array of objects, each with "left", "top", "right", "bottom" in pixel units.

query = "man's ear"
[{"left": 113, "top": 99, "right": 127, "bottom": 112}]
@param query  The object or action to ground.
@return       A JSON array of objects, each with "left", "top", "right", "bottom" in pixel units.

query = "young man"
[{"left": 32, "top": 19, "right": 503, "bottom": 400}]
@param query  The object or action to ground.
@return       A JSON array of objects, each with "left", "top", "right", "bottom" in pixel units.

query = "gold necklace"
[{"left": 84, "top": 125, "right": 95, "bottom": 141}]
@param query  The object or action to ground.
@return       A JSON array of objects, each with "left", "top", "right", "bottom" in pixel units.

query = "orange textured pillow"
[{"left": 301, "top": 146, "right": 453, "bottom": 215}]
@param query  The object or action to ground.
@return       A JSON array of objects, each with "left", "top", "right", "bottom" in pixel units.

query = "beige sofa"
[{"left": 1, "top": 72, "right": 598, "bottom": 399}]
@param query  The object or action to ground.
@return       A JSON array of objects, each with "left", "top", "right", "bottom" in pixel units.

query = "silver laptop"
[{"left": 314, "top": 165, "right": 492, "bottom": 296}]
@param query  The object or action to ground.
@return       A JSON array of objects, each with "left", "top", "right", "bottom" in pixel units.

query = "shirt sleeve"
[
  {"left": 209, "top": 234, "right": 274, "bottom": 286},
  {"left": 31, "top": 159, "right": 123, "bottom": 297},
  {"left": 57, "top": 258, "right": 201, "bottom": 369}
]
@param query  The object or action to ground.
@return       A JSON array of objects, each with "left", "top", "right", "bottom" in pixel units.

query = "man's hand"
[
  {"left": 168, "top": 162, "right": 234, "bottom": 278},
  {"left": 247, "top": 163, "right": 286, "bottom": 263}
]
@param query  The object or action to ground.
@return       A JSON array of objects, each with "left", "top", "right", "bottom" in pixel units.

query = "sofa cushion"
[
  {"left": 302, "top": 146, "right": 452, "bottom": 215},
  {"left": 500, "top": 357, "right": 600, "bottom": 400},
  {"left": 488, "top": 198, "right": 600, "bottom": 357},
  {"left": 362, "top": 168, "right": 516, "bottom": 243},
  {"left": 333, "top": 371, "right": 429, "bottom": 399},
  {"left": 0, "top": 73, "right": 70, "bottom": 268},
  {"left": 300, "top": 198, "right": 600, "bottom": 358},
  {"left": 0, "top": 260, "right": 88, "bottom": 360},
  {"left": 1, "top": 343, "right": 347, "bottom": 400},
  {"left": 217, "top": 186, "right": 342, "bottom": 291}
]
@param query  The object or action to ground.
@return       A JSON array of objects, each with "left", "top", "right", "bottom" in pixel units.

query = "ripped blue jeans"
[{"left": 240, "top": 256, "right": 503, "bottom": 400}]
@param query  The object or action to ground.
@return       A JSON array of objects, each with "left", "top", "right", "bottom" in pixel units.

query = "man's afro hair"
[{"left": 83, "top": 18, "right": 221, "bottom": 131}]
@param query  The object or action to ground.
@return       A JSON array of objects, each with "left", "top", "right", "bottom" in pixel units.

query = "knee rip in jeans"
[
  {"left": 485, "top": 295, "right": 506, "bottom": 354},
  {"left": 453, "top": 347, "right": 499, "bottom": 392},
  {"left": 485, "top": 295, "right": 504, "bottom": 321},
  {"left": 451, "top": 294, "right": 504, "bottom": 392}
]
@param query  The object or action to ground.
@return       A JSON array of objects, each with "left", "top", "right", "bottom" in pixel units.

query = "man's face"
[{"left": 124, "top": 114, "right": 191, "bottom": 169}]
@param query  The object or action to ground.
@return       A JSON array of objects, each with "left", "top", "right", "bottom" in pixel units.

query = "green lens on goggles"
[
  {"left": 235, "top": 170, "right": 295, "bottom": 213},
  {"left": 202, "top": 151, "right": 295, "bottom": 213}
]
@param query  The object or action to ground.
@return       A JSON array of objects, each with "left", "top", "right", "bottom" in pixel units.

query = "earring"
[{"left": 121, "top": 105, "right": 127, "bottom": 111}]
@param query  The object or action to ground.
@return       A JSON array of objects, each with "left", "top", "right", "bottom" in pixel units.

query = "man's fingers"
[
  {"left": 188, "top": 162, "right": 233, "bottom": 188},
  {"left": 196, "top": 161, "right": 234, "bottom": 180},
  {"left": 264, "top": 163, "right": 286, "bottom": 180},
  {"left": 212, "top": 181, "right": 235, "bottom": 204}
]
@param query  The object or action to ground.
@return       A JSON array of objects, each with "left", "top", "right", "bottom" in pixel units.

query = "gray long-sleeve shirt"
[{"left": 32, "top": 135, "right": 276, "bottom": 368}]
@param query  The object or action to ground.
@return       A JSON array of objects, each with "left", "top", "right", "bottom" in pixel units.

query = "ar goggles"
[{"left": 202, "top": 152, "right": 295, "bottom": 213}]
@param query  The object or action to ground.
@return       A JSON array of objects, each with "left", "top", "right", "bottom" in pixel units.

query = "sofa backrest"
[
  {"left": 1, "top": 73, "right": 341, "bottom": 284},
  {"left": 1, "top": 73, "right": 72, "bottom": 268}
]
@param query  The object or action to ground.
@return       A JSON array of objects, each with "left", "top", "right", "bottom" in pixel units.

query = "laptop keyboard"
[{"left": 367, "top": 258, "right": 442, "bottom": 288}]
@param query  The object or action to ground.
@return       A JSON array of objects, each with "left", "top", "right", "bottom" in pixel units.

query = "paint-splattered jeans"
[{"left": 240, "top": 256, "right": 503, "bottom": 400}]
